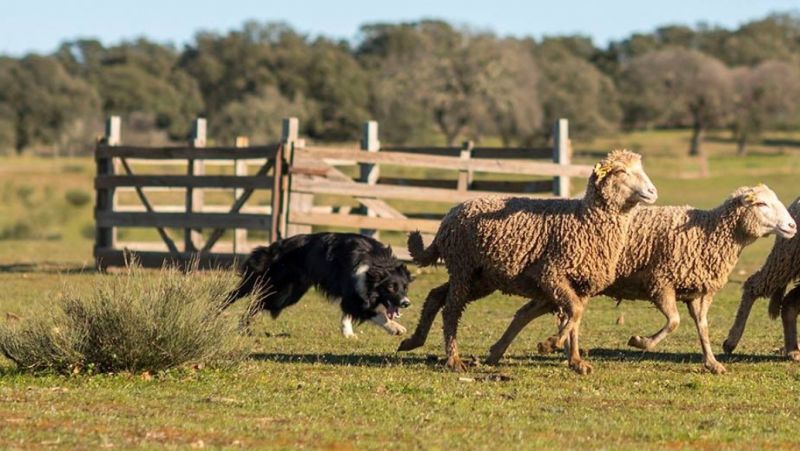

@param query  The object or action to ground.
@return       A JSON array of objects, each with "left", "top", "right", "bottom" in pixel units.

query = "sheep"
[
  {"left": 397, "top": 150, "right": 658, "bottom": 374},
  {"left": 723, "top": 198, "right": 800, "bottom": 361},
  {"left": 486, "top": 185, "right": 797, "bottom": 374}
]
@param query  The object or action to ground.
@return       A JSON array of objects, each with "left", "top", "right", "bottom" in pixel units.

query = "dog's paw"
[
  {"left": 342, "top": 331, "right": 359, "bottom": 339},
  {"left": 383, "top": 321, "right": 407, "bottom": 336}
]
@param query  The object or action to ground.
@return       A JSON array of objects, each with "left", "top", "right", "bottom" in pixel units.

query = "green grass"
[{"left": 1, "top": 130, "right": 800, "bottom": 448}]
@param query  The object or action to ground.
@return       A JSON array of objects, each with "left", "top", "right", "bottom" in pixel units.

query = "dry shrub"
[{"left": 0, "top": 264, "right": 250, "bottom": 374}]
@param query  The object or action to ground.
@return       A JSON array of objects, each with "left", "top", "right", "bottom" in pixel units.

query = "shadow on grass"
[
  {"left": 0, "top": 262, "right": 95, "bottom": 274},
  {"left": 579, "top": 347, "right": 783, "bottom": 364},
  {"left": 249, "top": 352, "right": 440, "bottom": 367}
]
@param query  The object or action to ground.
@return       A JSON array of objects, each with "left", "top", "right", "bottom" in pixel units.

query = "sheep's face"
[
  {"left": 738, "top": 185, "right": 796, "bottom": 239},
  {"left": 593, "top": 150, "right": 658, "bottom": 210}
]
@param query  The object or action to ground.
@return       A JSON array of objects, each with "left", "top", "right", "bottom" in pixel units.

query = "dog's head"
[{"left": 355, "top": 248, "right": 412, "bottom": 320}]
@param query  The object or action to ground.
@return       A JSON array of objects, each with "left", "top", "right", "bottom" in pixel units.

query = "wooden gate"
[{"left": 93, "top": 116, "right": 287, "bottom": 269}]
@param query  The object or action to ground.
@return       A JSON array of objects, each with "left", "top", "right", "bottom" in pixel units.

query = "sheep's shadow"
[
  {"left": 580, "top": 347, "right": 784, "bottom": 364},
  {"left": 249, "top": 352, "right": 439, "bottom": 367}
]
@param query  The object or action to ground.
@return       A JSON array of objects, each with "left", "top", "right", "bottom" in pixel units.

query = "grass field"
[{"left": 2, "top": 130, "right": 800, "bottom": 448}]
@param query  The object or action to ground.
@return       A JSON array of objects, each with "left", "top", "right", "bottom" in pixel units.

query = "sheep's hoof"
[
  {"left": 397, "top": 336, "right": 424, "bottom": 352},
  {"left": 786, "top": 350, "right": 800, "bottom": 362},
  {"left": 722, "top": 339, "right": 737, "bottom": 354},
  {"left": 484, "top": 347, "right": 504, "bottom": 365},
  {"left": 537, "top": 336, "right": 560, "bottom": 354},
  {"left": 704, "top": 361, "right": 727, "bottom": 375},
  {"left": 569, "top": 359, "right": 592, "bottom": 375},
  {"left": 445, "top": 356, "right": 468, "bottom": 372},
  {"left": 627, "top": 335, "right": 653, "bottom": 351}
]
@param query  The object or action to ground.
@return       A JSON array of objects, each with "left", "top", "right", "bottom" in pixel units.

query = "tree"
[
  {"left": 0, "top": 55, "right": 101, "bottom": 154},
  {"left": 534, "top": 41, "right": 621, "bottom": 141},
  {"left": 620, "top": 48, "right": 732, "bottom": 156},
  {"left": 730, "top": 61, "right": 800, "bottom": 155},
  {"left": 210, "top": 86, "right": 310, "bottom": 144}
]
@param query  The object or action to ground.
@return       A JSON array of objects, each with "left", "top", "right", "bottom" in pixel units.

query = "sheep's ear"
[{"left": 741, "top": 192, "right": 757, "bottom": 206}]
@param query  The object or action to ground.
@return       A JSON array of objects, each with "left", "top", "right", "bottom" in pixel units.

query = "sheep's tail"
[
  {"left": 768, "top": 285, "right": 787, "bottom": 320},
  {"left": 407, "top": 231, "right": 439, "bottom": 267}
]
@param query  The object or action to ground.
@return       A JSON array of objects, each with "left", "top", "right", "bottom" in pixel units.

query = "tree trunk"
[
  {"left": 736, "top": 136, "right": 748, "bottom": 156},
  {"left": 689, "top": 121, "right": 704, "bottom": 156}
]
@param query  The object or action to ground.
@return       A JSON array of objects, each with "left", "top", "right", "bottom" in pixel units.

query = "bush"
[
  {"left": 65, "top": 189, "right": 92, "bottom": 208},
  {"left": 0, "top": 264, "right": 250, "bottom": 374}
]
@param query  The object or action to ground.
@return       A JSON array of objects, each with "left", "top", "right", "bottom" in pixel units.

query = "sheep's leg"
[
  {"left": 722, "top": 289, "right": 759, "bottom": 354},
  {"left": 441, "top": 281, "right": 470, "bottom": 372},
  {"left": 628, "top": 289, "right": 679, "bottom": 351},
  {"left": 564, "top": 301, "right": 591, "bottom": 375},
  {"left": 780, "top": 287, "right": 800, "bottom": 362},
  {"left": 397, "top": 283, "right": 449, "bottom": 352},
  {"left": 485, "top": 298, "right": 554, "bottom": 365},
  {"left": 686, "top": 296, "right": 726, "bottom": 374}
]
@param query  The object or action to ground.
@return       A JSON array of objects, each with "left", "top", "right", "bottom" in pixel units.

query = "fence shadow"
[{"left": 0, "top": 262, "right": 96, "bottom": 275}]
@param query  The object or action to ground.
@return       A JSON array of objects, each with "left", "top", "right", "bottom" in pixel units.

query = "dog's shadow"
[{"left": 249, "top": 352, "right": 438, "bottom": 367}]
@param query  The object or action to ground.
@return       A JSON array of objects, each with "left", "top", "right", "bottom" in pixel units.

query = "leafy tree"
[
  {"left": 210, "top": 86, "right": 310, "bottom": 144},
  {"left": 730, "top": 61, "right": 800, "bottom": 155},
  {"left": 620, "top": 47, "right": 732, "bottom": 156}
]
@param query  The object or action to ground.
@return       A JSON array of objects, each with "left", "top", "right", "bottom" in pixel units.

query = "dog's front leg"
[
  {"left": 370, "top": 313, "right": 407, "bottom": 336},
  {"left": 341, "top": 314, "right": 358, "bottom": 338}
]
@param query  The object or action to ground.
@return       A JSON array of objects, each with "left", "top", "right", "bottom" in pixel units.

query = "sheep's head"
[
  {"left": 588, "top": 150, "right": 657, "bottom": 212},
  {"left": 733, "top": 184, "right": 796, "bottom": 239}
]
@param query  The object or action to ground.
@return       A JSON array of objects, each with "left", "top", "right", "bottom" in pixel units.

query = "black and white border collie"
[{"left": 222, "top": 232, "right": 412, "bottom": 337}]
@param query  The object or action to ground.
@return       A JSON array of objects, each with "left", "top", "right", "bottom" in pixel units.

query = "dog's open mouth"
[{"left": 386, "top": 305, "right": 400, "bottom": 320}]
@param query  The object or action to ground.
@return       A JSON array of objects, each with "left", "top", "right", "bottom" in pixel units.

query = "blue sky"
[{"left": 2, "top": 0, "right": 798, "bottom": 55}]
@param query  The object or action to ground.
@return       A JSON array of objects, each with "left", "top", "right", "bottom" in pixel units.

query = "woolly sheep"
[
  {"left": 398, "top": 150, "right": 658, "bottom": 374},
  {"left": 487, "top": 185, "right": 796, "bottom": 374},
  {"left": 724, "top": 198, "right": 800, "bottom": 360}
]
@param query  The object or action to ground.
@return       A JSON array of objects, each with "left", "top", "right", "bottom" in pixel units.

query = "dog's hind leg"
[{"left": 397, "top": 282, "right": 449, "bottom": 351}]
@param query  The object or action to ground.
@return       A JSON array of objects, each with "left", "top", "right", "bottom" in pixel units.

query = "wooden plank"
[
  {"left": 289, "top": 212, "right": 440, "bottom": 234},
  {"left": 116, "top": 205, "right": 271, "bottom": 214},
  {"left": 96, "top": 212, "right": 271, "bottom": 229},
  {"left": 96, "top": 175, "right": 275, "bottom": 189},
  {"left": 292, "top": 179, "right": 553, "bottom": 204},
  {"left": 553, "top": 119, "right": 571, "bottom": 197},
  {"left": 119, "top": 158, "right": 179, "bottom": 253},
  {"left": 94, "top": 248, "right": 243, "bottom": 270},
  {"left": 301, "top": 146, "right": 593, "bottom": 177},
  {"left": 457, "top": 140, "right": 474, "bottom": 191},
  {"left": 359, "top": 121, "right": 380, "bottom": 238},
  {"left": 234, "top": 137, "right": 249, "bottom": 253},
  {"left": 95, "top": 144, "right": 281, "bottom": 160},
  {"left": 286, "top": 119, "right": 311, "bottom": 236},
  {"left": 377, "top": 178, "right": 553, "bottom": 193},
  {"left": 94, "top": 116, "right": 120, "bottom": 261},
  {"left": 293, "top": 155, "right": 406, "bottom": 219},
  {"left": 382, "top": 146, "right": 552, "bottom": 159}
]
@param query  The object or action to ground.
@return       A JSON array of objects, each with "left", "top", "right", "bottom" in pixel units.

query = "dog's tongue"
[{"left": 387, "top": 305, "right": 399, "bottom": 320}]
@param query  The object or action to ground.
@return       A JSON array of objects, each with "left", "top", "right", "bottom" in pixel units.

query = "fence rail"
[{"left": 93, "top": 116, "right": 590, "bottom": 268}]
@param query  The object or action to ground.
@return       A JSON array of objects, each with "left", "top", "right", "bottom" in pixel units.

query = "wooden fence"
[
  {"left": 93, "top": 116, "right": 287, "bottom": 269},
  {"left": 94, "top": 116, "right": 593, "bottom": 268}
]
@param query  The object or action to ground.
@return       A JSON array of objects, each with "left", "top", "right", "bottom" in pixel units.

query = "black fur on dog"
[{"left": 222, "top": 232, "right": 412, "bottom": 335}]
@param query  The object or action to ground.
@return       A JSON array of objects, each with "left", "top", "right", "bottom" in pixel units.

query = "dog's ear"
[{"left": 385, "top": 244, "right": 393, "bottom": 255}]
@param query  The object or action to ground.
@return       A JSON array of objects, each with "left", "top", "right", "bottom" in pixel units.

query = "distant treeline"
[{"left": 1, "top": 13, "right": 800, "bottom": 156}]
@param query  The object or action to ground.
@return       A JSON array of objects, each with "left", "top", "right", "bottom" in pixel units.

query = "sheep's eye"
[{"left": 753, "top": 202, "right": 767, "bottom": 208}]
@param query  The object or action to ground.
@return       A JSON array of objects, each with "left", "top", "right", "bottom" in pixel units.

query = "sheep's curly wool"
[
  {"left": 723, "top": 198, "right": 800, "bottom": 357},
  {"left": 739, "top": 199, "right": 800, "bottom": 319},
  {"left": 605, "top": 185, "right": 770, "bottom": 302},
  {"left": 488, "top": 185, "right": 784, "bottom": 374},
  {"left": 410, "top": 150, "right": 643, "bottom": 300},
  {"left": 403, "top": 150, "right": 652, "bottom": 373}
]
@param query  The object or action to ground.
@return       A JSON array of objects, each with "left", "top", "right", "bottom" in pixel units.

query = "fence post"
[
  {"left": 458, "top": 140, "right": 474, "bottom": 191},
  {"left": 185, "top": 118, "right": 206, "bottom": 252},
  {"left": 360, "top": 121, "right": 380, "bottom": 238},
  {"left": 553, "top": 118, "right": 570, "bottom": 197},
  {"left": 94, "top": 116, "right": 121, "bottom": 269},
  {"left": 279, "top": 117, "right": 299, "bottom": 238},
  {"left": 233, "top": 136, "right": 249, "bottom": 254}
]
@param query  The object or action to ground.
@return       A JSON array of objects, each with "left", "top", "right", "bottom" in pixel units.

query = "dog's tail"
[
  {"left": 221, "top": 245, "right": 277, "bottom": 311},
  {"left": 408, "top": 231, "right": 439, "bottom": 267}
]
